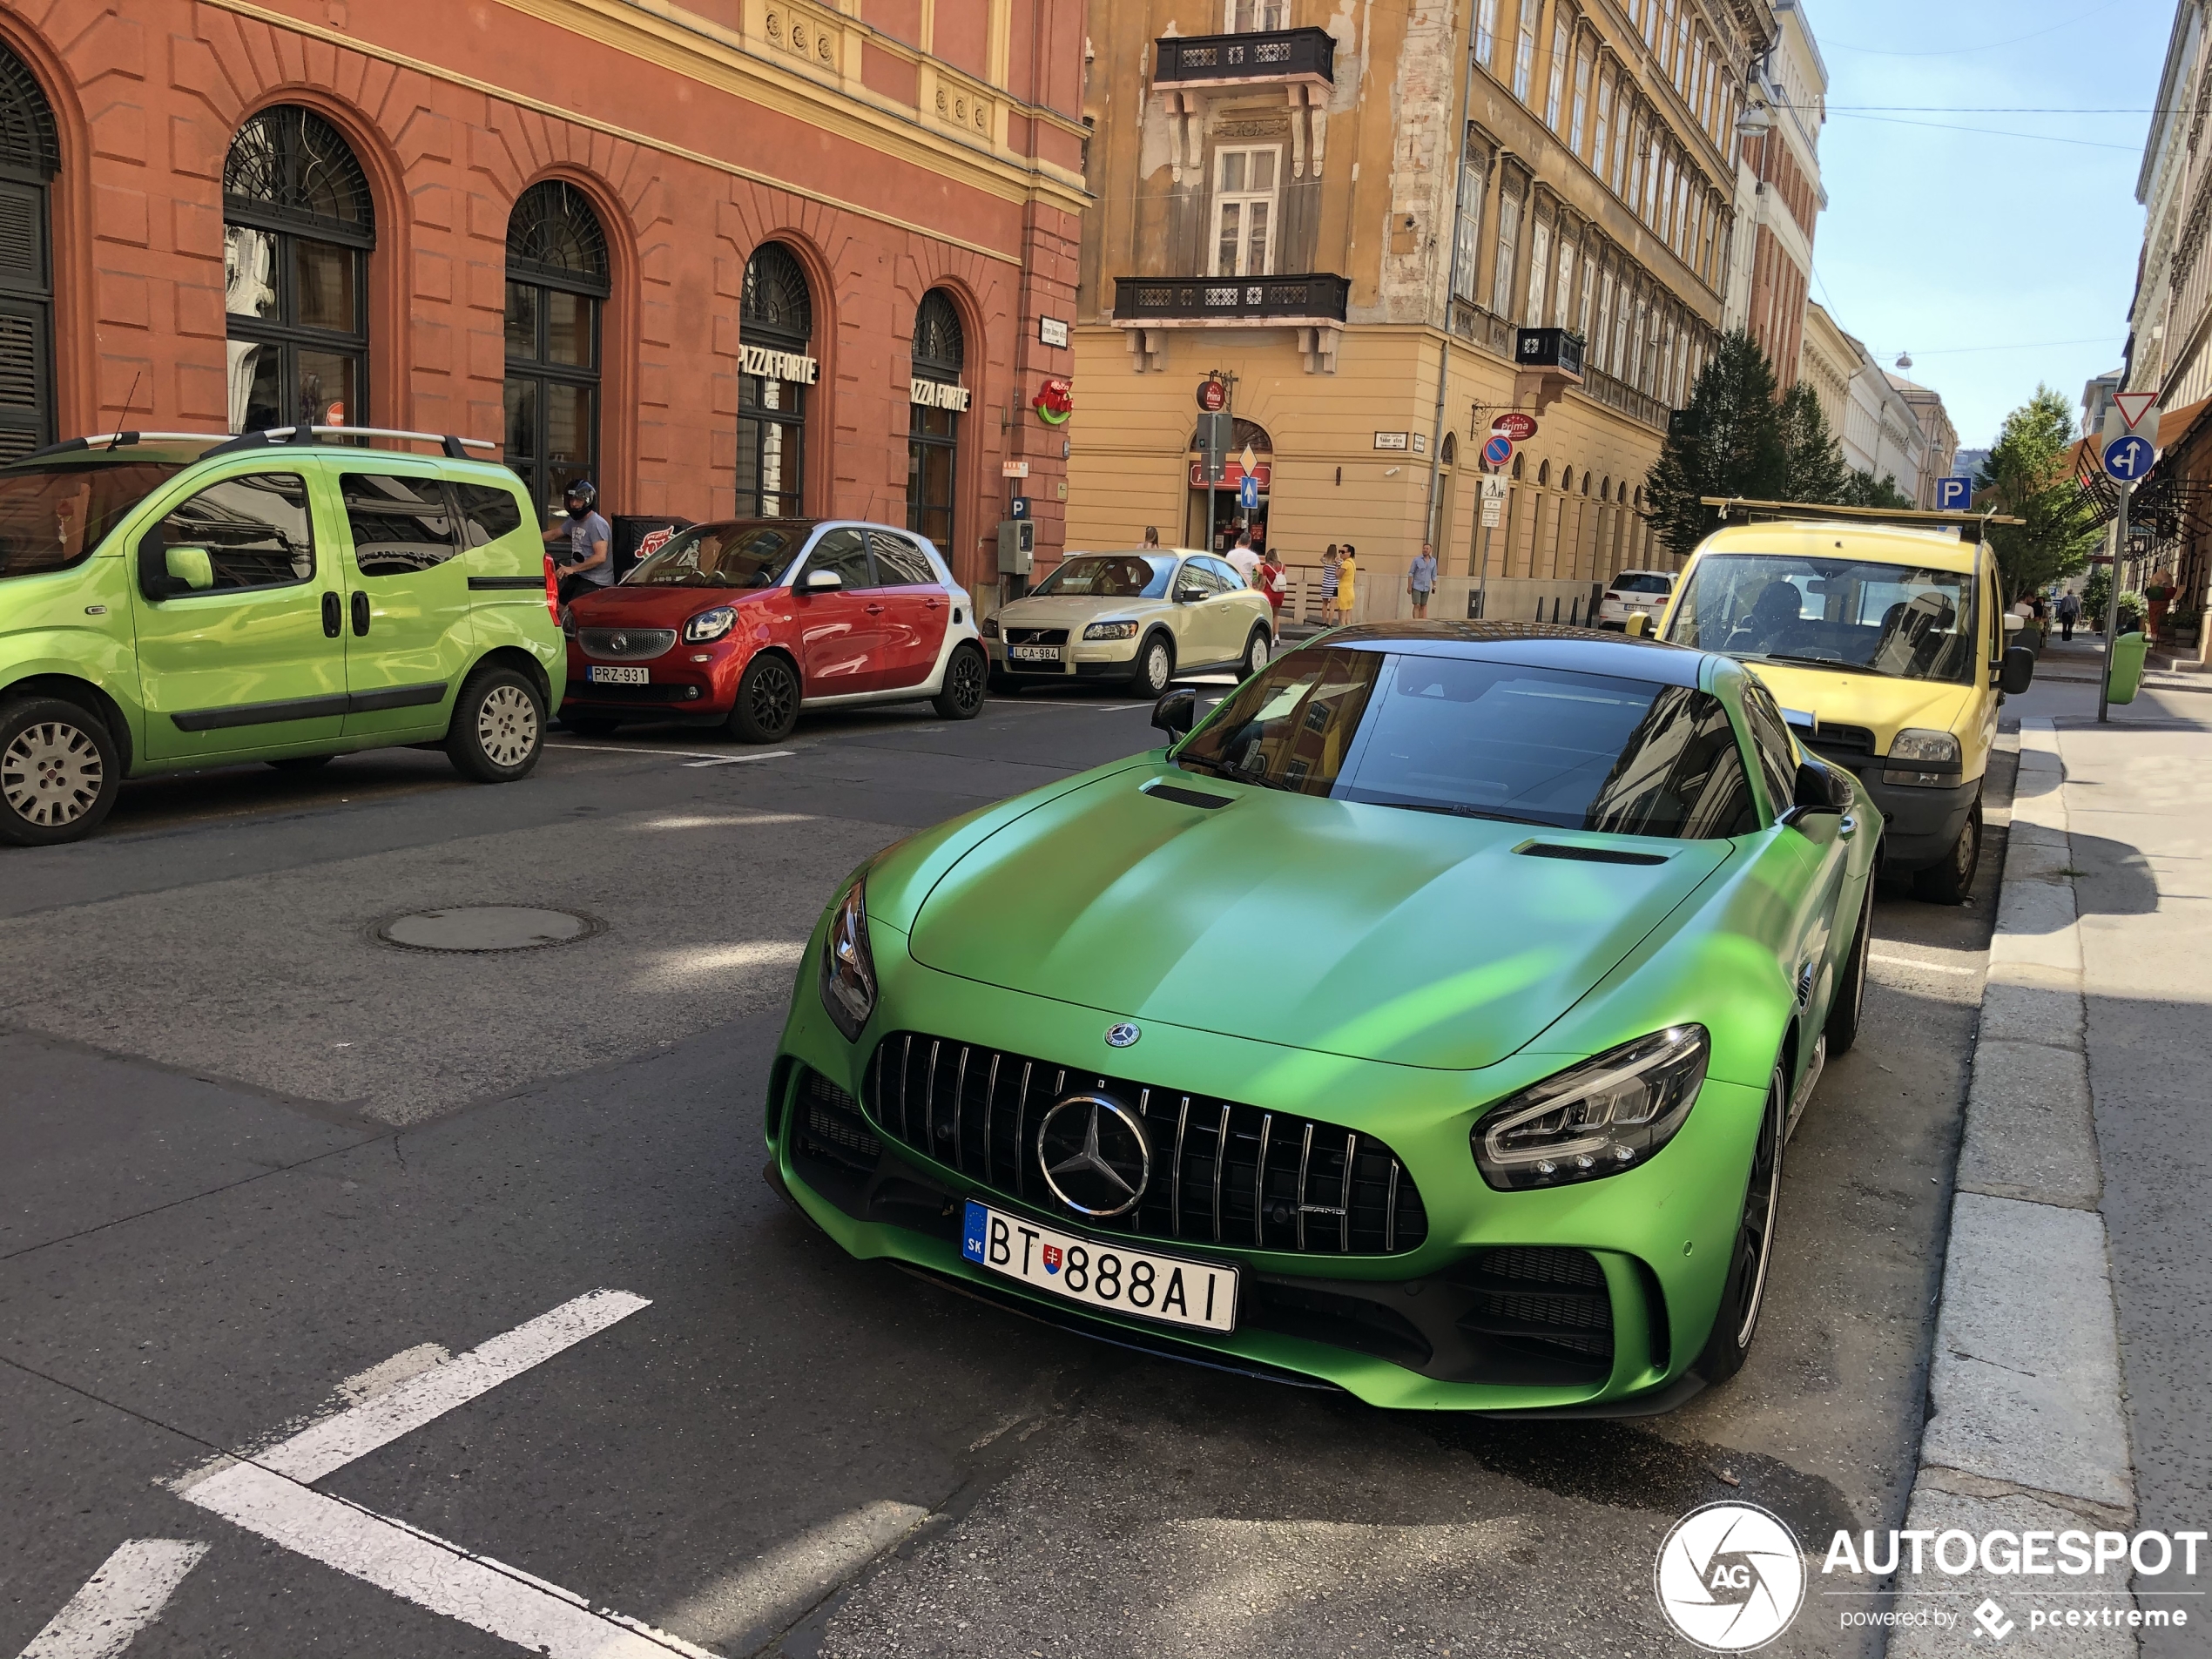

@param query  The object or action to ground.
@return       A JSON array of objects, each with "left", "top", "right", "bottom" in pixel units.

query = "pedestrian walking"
[
  {"left": 1337, "top": 544, "right": 1358, "bottom": 624},
  {"left": 1225, "top": 529, "right": 1262, "bottom": 587},
  {"left": 1408, "top": 541, "right": 1437, "bottom": 620},
  {"left": 2056, "top": 590, "right": 2080, "bottom": 642},
  {"left": 2146, "top": 569, "right": 2176, "bottom": 642},
  {"left": 1141, "top": 525, "right": 1161, "bottom": 549},
  {"left": 1256, "top": 544, "right": 1287, "bottom": 629},
  {"left": 545, "top": 481, "right": 612, "bottom": 604},
  {"left": 1321, "top": 545, "right": 1341, "bottom": 624}
]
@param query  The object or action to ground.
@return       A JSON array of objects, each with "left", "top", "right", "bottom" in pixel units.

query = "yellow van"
[{"left": 1651, "top": 500, "right": 2036, "bottom": 903}]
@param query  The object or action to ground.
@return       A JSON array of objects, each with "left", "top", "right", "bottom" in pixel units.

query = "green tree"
[
  {"left": 1974, "top": 386, "right": 2103, "bottom": 599},
  {"left": 1778, "top": 380, "right": 1851, "bottom": 505},
  {"left": 1838, "top": 469, "right": 1915, "bottom": 509},
  {"left": 1644, "top": 329, "right": 1789, "bottom": 559}
]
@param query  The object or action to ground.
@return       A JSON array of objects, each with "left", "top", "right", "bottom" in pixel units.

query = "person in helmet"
[{"left": 546, "top": 480, "right": 613, "bottom": 602}]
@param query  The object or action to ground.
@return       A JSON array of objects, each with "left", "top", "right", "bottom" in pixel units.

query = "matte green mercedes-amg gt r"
[{"left": 766, "top": 622, "right": 1880, "bottom": 1413}]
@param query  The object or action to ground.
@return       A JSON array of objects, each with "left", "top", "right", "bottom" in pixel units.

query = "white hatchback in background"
[{"left": 1595, "top": 570, "right": 1677, "bottom": 630}]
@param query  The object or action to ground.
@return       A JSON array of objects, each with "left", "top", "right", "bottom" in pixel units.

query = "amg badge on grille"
[{"left": 1104, "top": 1022, "right": 1141, "bottom": 1049}]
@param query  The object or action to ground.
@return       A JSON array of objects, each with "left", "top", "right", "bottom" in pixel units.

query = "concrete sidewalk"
[{"left": 1893, "top": 705, "right": 2212, "bottom": 1656}]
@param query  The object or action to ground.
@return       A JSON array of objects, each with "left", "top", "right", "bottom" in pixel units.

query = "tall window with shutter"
[{"left": 0, "top": 46, "right": 57, "bottom": 462}]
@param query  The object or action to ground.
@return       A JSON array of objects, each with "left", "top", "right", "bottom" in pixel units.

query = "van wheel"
[
  {"left": 1913, "top": 794, "right": 1981, "bottom": 905},
  {"left": 0, "top": 696, "right": 123, "bottom": 846},
  {"left": 445, "top": 665, "right": 545, "bottom": 783},
  {"left": 932, "top": 642, "right": 988, "bottom": 720},
  {"left": 728, "top": 652, "right": 800, "bottom": 743}
]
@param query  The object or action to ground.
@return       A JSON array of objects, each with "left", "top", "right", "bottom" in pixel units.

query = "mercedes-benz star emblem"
[
  {"left": 1036, "top": 1093, "right": 1152, "bottom": 1217},
  {"left": 1105, "top": 1022, "right": 1141, "bottom": 1048},
  {"left": 608, "top": 633, "right": 630, "bottom": 653}
]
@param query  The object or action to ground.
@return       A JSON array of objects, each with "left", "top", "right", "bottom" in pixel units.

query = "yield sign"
[{"left": 2113, "top": 391, "right": 2159, "bottom": 430}]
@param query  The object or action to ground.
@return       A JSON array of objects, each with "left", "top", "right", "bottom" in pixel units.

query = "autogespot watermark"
[{"left": 1657, "top": 1507, "right": 2204, "bottom": 1647}]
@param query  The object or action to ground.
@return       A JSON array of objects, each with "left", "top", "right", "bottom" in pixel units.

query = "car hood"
[
  {"left": 906, "top": 765, "right": 1736, "bottom": 1071},
  {"left": 569, "top": 584, "right": 775, "bottom": 625},
  {"left": 1734, "top": 660, "right": 1974, "bottom": 753},
  {"left": 993, "top": 593, "right": 1162, "bottom": 626}
]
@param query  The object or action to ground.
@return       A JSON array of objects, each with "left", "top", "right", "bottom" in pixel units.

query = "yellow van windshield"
[{"left": 1664, "top": 554, "right": 1979, "bottom": 685}]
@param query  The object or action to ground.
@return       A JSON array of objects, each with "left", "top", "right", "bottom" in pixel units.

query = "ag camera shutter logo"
[{"left": 1655, "top": 1502, "right": 1807, "bottom": 1651}]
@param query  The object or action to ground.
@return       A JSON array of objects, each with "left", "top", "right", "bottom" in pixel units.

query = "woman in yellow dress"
[{"left": 1336, "top": 544, "right": 1357, "bottom": 623}]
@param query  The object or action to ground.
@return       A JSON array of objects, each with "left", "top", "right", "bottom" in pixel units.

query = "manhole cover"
[{"left": 375, "top": 907, "right": 601, "bottom": 954}]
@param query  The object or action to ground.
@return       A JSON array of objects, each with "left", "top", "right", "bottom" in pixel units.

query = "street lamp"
[
  {"left": 1736, "top": 101, "right": 1773, "bottom": 136},
  {"left": 1895, "top": 352, "right": 1913, "bottom": 371}
]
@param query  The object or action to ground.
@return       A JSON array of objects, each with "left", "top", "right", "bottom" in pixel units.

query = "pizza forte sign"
[
  {"left": 741, "top": 344, "right": 819, "bottom": 383},
  {"left": 909, "top": 378, "right": 972, "bottom": 411}
]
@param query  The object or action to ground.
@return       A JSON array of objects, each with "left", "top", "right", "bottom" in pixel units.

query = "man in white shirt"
[{"left": 1224, "top": 529, "right": 1262, "bottom": 588}]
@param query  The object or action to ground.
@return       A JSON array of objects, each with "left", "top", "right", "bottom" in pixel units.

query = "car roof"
[
  {"left": 1695, "top": 521, "right": 1980, "bottom": 576},
  {"left": 1062, "top": 547, "right": 1202, "bottom": 557},
  {"left": 1307, "top": 620, "right": 1714, "bottom": 689}
]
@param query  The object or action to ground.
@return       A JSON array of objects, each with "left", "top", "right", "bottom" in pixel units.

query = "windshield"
[
  {"left": 1029, "top": 553, "right": 1174, "bottom": 599},
  {"left": 1664, "top": 553, "right": 1979, "bottom": 684},
  {"left": 0, "top": 459, "right": 189, "bottom": 581},
  {"left": 1176, "top": 647, "right": 1757, "bottom": 840},
  {"left": 1610, "top": 572, "right": 1674, "bottom": 595},
  {"left": 628, "top": 521, "right": 814, "bottom": 589}
]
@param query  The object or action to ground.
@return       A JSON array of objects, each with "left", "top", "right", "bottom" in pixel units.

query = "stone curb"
[{"left": 1889, "top": 722, "right": 2140, "bottom": 1657}]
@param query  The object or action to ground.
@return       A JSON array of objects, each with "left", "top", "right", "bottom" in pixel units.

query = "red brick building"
[{"left": 0, "top": 0, "right": 1087, "bottom": 597}]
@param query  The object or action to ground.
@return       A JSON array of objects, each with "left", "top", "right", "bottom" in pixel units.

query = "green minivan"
[{"left": 0, "top": 426, "right": 564, "bottom": 846}]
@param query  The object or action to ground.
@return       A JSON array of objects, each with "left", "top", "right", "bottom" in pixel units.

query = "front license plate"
[
  {"left": 1009, "top": 645, "right": 1060, "bottom": 663},
  {"left": 588, "top": 665, "right": 649, "bottom": 685},
  {"left": 961, "top": 1201, "right": 1238, "bottom": 1332}
]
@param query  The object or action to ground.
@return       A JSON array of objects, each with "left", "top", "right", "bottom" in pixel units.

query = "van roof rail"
[
  {"left": 201, "top": 426, "right": 500, "bottom": 461},
  {"left": 1699, "top": 496, "right": 2024, "bottom": 543},
  {"left": 24, "top": 431, "right": 238, "bottom": 460}
]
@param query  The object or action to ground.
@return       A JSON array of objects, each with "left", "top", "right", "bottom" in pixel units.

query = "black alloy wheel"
[
  {"left": 932, "top": 642, "right": 988, "bottom": 720},
  {"left": 730, "top": 652, "right": 800, "bottom": 744},
  {"left": 1824, "top": 876, "right": 1875, "bottom": 1055},
  {"left": 1913, "top": 792, "right": 1982, "bottom": 905},
  {"left": 1696, "top": 1063, "right": 1787, "bottom": 1384},
  {"left": 1132, "top": 632, "right": 1175, "bottom": 698}
]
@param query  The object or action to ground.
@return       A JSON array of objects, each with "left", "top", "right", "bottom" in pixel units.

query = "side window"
[
  {"left": 159, "top": 473, "right": 314, "bottom": 593},
  {"left": 868, "top": 529, "right": 938, "bottom": 587},
  {"left": 341, "top": 474, "right": 460, "bottom": 577},
  {"left": 1177, "top": 559, "right": 1223, "bottom": 597},
  {"left": 1738, "top": 680, "right": 1799, "bottom": 818},
  {"left": 455, "top": 482, "right": 525, "bottom": 549},
  {"left": 1202, "top": 556, "right": 1246, "bottom": 590},
  {"left": 803, "top": 527, "right": 873, "bottom": 589}
]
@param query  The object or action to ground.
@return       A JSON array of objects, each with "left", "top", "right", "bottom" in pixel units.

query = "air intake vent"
[
  {"left": 1143, "top": 783, "right": 1234, "bottom": 811},
  {"left": 1516, "top": 842, "right": 1668, "bottom": 866}
]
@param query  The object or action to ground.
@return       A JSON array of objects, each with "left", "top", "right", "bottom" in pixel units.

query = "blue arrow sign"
[
  {"left": 2103, "top": 434, "right": 2155, "bottom": 482},
  {"left": 1481, "top": 434, "right": 1514, "bottom": 468},
  {"left": 1239, "top": 475, "right": 1258, "bottom": 511},
  {"left": 1934, "top": 475, "right": 1974, "bottom": 511}
]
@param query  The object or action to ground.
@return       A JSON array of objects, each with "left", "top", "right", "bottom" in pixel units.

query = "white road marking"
[
  {"left": 17, "top": 1539, "right": 208, "bottom": 1659},
  {"left": 183, "top": 1463, "right": 715, "bottom": 1659},
  {"left": 1869, "top": 954, "right": 1979, "bottom": 976},
  {"left": 680, "top": 749, "right": 796, "bottom": 768},
  {"left": 549, "top": 742, "right": 739, "bottom": 759}
]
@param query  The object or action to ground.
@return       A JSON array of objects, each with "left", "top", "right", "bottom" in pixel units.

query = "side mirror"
[
  {"left": 2000, "top": 644, "right": 2037, "bottom": 695},
  {"left": 799, "top": 568, "right": 843, "bottom": 594},
  {"left": 138, "top": 528, "right": 182, "bottom": 599},
  {"left": 1780, "top": 757, "right": 1849, "bottom": 828},
  {"left": 165, "top": 547, "right": 215, "bottom": 591},
  {"left": 1176, "top": 585, "right": 1206, "bottom": 604},
  {"left": 1152, "top": 686, "right": 1197, "bottom": 740},
  {"left": 2003, "top": 612, "right": 2025, "bottom": 636}
]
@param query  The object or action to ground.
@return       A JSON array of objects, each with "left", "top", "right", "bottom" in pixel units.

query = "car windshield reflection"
[
  {"left": 1663, "top": 553, "right": 1977, "bottom": 684},
  {"left": 1028, "top": 553, "right": 1174, "bottom": 600},
  {"left": 627, "top": 520, "right": 817, "bottom": 589}
]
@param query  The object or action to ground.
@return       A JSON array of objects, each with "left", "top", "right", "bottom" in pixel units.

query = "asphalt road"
[{"left": 1, "top": 678, "right": 2011, "bottom": 1659}]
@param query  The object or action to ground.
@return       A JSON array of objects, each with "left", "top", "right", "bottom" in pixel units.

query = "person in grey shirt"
[
  {"left": 1408, "top": 541, "right": 1437, "bottom": 619},
  {"left": 547, "top": 480, "right": 612, "bottom": 602}
]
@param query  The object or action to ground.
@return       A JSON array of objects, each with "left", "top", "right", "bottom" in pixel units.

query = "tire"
[
  {"left": 1912, "top": 792, "right": 1982, "bottom": 905},
  {"left": 444, "top": 664, "right": 546, "bottom": 784},
  {"left": 1242, "top": 625, "right": 1271, "bottom": 679},
  {"left": 1824, "top": 875, "right": 1875, "bottom": 1055},
  {"left": 1696, "top": 1062, "right": 1788, "bottom": 1385},
  {"left": 563, "top": 717, "right": 619, "bottom": 738},
  {"left": 1132, "top": 632, "right": 1176, "bottom": 698},
  {"left": 932, "top": 642, "right": 988, "bottom": 720},
  {"left": 727, "top": 651, "right": 800, "bottom": 744},
  {"left": 266, "top": 754, "right": 334, "bottom": 772},
  {"left": 0, "top": 696, "right": 123, "bottom": 846}
]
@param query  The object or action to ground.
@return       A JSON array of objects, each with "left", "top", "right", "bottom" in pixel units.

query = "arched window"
[
  {"left": 737, "top": 242, "right": 814, "bottom": 517},
  {"left": 224, "top": 105, "right": 374, "bottom": 435},
  {"left": 906, "top": 289, "right": 964, "bottom": 548},
  {"left": 0, "top": 45, "right": 57, "bottom": 460},
  {"left": 504, "top": 180, "right": 609, "bottom": 522}
]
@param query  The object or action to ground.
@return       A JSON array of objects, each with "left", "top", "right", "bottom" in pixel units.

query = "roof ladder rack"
[{"left": 200, "top": 425, "right": 500, "bottom": 461}]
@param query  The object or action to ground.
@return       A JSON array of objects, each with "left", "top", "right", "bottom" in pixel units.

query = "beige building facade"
[{"left": 1069, "top": 0, "right": 1776, "bottom": 624}]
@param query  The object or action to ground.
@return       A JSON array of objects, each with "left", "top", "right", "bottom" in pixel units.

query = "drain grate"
[{"left": 374, "top": 907, "right": 602, "bottom": 954}]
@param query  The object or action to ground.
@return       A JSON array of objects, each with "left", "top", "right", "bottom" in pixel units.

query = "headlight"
[
  {"left": 818, "top": 877, "right": 877, "bottom": 1042},
  {"left": 1471, "top": 1026, "right": 1709, "bottom": 1190},
  {"left": 1083, "top": 620, "right": 1140, "bottom": 641},
  {"left": 981, "top": 615, "right": 1001, "bottom": 639},
  {"left": 684, "top": 605, "right": 738, "bottom": 644},
  {"left": 559, "top": 605, "right": 577, "bottom": 639},
  {"left": 1883, "top": 727, "right": 1962, "bottom": 786}
]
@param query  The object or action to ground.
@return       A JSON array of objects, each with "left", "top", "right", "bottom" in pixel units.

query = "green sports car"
[{"left": 766, "top": 622, "right": 1880, "bottom": 1413}]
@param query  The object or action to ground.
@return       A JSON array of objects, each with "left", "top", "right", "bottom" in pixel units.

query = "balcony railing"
[
  {"left": 1113, "top": 273, "right": 1350, "bottom": 325},
  {"left": 1154, "top": 27, "right": 1336, "bottom": 91},
  {"left": 1579, "top": 363, "right": 1672, "bottom": 431}
]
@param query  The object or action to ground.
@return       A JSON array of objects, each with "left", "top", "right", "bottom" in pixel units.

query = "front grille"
[
  {"left": 1455, "top": 1245, "right": 1614, "bottom": 1366},
  {"left": 579, "top": 626, "right": 678, "bottom": 661},
  {"left": 1811, "top": 723, "right": 1877, "bottom": 754},
  {"left": 1003, "top": 627, "right": 1069, "bottom": 647},
  {"left": 864, "top": 1032, "right": 1428, "bottom": 1255},
  {"left": 796, "top": 1069, "right": 881, "bottom": 1171}
]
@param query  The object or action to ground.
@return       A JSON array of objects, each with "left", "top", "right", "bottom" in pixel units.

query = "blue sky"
[{"left": 1803, "top": 0, "right": 2173, "bottom": 450}]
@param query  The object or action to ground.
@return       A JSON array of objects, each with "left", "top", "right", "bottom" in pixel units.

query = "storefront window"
[
  {"left": 737, "top": 243, "right": 814, "bottom": 517},
  {"left": 503, "top": 181, "right": 608, "bottom": 523},
  {"left": 906, "top": 290, "right": 964, "bottom": 550},
  {"left": 223, "top": 106, "right": 373, "bottom": 435}
]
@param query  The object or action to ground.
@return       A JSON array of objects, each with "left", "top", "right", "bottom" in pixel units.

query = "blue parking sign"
[
  {"left": 1935, "top": 475, "right": 1974, "bottom": 511},
  {"left": 2102, "top": 435, "right": 2155, "bottom": 482}
]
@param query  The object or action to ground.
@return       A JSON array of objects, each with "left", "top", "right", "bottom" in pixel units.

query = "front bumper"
[
  {"left": 561, "top": 641, "right": 740, "bottom": 718},
  {"left": 1810, "top": 748, "right": 1978, "bottom": 871},
  {"left": 767, "top": 936, "right": 1767, "bottom": 1413}
]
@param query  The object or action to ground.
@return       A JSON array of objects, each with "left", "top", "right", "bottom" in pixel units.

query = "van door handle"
[
  {"left": 322, "top": 592, "right": 341, "bottom": 637},
  {"left": 350, "top": 590, "right": 370, "bottom": 636}
]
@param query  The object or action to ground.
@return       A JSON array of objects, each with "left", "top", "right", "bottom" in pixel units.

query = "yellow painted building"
[{"left": 1070, "top": 0, "right": 1776, "bottom": 624}]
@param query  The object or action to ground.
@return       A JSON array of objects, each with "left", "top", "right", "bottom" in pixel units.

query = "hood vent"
[
  {"left": 1515, "top": 841, "right": 1669, "bottom": 867},
  {"left": 1143, "top": 782, "right": 1235, "bottom": 811}
]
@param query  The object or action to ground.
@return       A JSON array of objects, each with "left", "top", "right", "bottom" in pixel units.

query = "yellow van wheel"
[{"left": 1912, "top": 794, "right": 1982, "bottom": 905}]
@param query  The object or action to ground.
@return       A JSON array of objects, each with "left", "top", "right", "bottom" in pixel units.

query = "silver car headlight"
[
  {"left": 1472, "top": 1027, "right": 1709, "bottom": 1190},
  {"left": 1883, "top": 727, "right": 1962, "bottom": 786},
  {"left": 684, "top": 605, "right": 738, "bottom": 644},
  {"left": 819, "top": 877, "right": 877, "bottom": 1043},
  {"left": 1083, "top": 620, "right": 1140, "bottom": 641}
]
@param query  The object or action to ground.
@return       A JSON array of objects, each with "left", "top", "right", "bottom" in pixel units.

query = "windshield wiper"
[
  {"left": 1378, "top": 800, "right": 1553, "bottom": 827},
  {"left": 1756, "top": 651, "right": 1885, "bottom": 677}
]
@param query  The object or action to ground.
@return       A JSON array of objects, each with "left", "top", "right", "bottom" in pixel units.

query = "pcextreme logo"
[{"left": 1655, "top": 1502, "right": 1808, "bottom": 1651}]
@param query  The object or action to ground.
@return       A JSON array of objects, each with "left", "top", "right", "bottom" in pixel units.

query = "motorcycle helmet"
[{"left": 563, "top": 480, "right": 598, "bottom": 515}]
